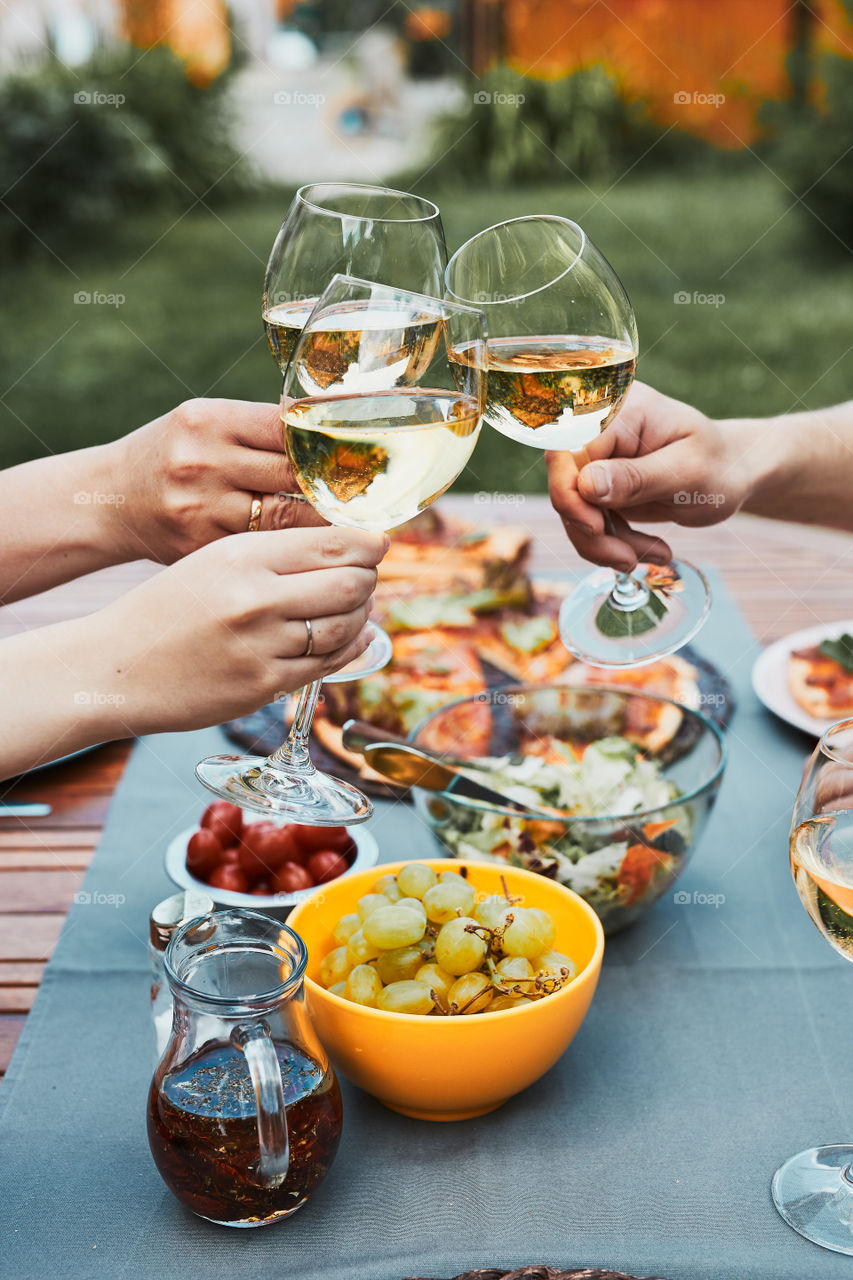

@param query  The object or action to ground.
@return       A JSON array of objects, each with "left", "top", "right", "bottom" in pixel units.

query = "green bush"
[
  {"left": 0, "top": 46, "right": 247, "bottom": 258},
  {"left": 407, "top": 66, "right": 693, "bottom": 188},
  {"left": 762, "top": 52, "right": 853, "bottom": 255}
]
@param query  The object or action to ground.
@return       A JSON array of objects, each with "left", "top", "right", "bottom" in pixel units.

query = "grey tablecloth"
[{"left": 1, "top": 581, "right": 851, "bottom": 1280}]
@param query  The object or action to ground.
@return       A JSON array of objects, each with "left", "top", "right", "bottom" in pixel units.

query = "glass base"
[
  {"left": 772, "top": 1145, "right": 853, "bottom": 1255},
  {"left": 558, "top": 558, "right": 711, "bottom": 668},
  {"left": 324, "top": 625, "right": 393, "bottom": 685},
  {"left": 195, "top": 754, "right": 373, "bottom": 824}
]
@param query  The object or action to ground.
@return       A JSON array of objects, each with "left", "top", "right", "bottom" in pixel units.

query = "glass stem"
[
  {"left": 267, "top": 681, "right": 322, "bottom": 772},
  {"left": 611, "top": 571, "right": 650, "bottom": 612}
]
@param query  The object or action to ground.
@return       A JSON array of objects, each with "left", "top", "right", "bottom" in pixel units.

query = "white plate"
[
  {"left": 164, "top": 813, "right": 379, "bottom": 917},
  {"left": 752, "top": 619, "right": 853, "bottom": 737}
]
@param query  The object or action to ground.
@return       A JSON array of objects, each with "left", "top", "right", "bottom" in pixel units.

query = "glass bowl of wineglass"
[
  {"left": 196, "top": 274, "right": 487, "bottom": 824},
  {"left": 445, "top": 214, "right": 710, "bottom": 668},
  {"left": 774, "top": 716, "right": 853, "bottom": 1254},
  {"left": 263, "top": 183, "right": 447, "bottom": 374}
]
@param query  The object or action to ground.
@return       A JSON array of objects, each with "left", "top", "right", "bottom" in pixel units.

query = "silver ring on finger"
[{"left": 302, "top": 618, "right": 314, "bottom": 657}]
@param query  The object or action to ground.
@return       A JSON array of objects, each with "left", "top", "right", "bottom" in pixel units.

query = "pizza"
[{"left": 789, "top": 639, "right": 853, "bottom": 719}]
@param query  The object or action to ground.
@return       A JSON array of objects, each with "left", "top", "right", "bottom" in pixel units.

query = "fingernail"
[
  {"left": 645, "top": 550, "right": 670, "bottom": 565},
  {"left": 382, "top": 534, "right": 391, "bottom": 552},
  {"left": 367, "top": 594, "right": 375, "bottom": 613},
  {"left": 583, "top": 464, "right": 611, "bottom": 499},
  {"left": 364, "top": 625, "right": 376, "bottom": 645}
]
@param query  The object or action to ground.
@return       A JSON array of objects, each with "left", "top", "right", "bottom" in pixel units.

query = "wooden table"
[{"left": 3, "top": 499, "right": 853, "bottom": 1076}]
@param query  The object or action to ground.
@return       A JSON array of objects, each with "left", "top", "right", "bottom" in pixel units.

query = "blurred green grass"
[{"left": 2, "top": 167, "right": 850, "bottom": 493}]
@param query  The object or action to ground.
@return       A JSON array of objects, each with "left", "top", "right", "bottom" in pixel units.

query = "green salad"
[{"left": 432, "top": 736, "right": 693, "bottom": 925}]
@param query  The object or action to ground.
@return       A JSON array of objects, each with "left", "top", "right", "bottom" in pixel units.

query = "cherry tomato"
[
  {"left": 186, "top": 829, "right": 222, "bottom": 878},
  {"left": 208, "top": 864, "right": 250, "bottom": 894},
  {"left": 239, "top": 825, "right": 300, "bottom": 877},
  {"left": 291, "top": 824, "right": 351, "bottom": 856},
  {"left": 273, "top": 862, "right": 314, "bottom": 895},
  {"left": 307, "top": 850, "right": 349, "bottom": 884},
  {"left": 201, "top": 801, "right": 244, "bottom": 847},
  {"left": 251, "top": 880, "right": 272, "bottom": 896},
  {"left": 220, "top": 846, "right": 241, "bottom": 864}
]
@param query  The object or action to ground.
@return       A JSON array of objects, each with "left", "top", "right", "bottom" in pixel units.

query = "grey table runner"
[{"left": 2, "top": 579, "right": 851, "bottom": 1280}]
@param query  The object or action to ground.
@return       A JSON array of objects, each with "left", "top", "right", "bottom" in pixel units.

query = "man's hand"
[{"left": 546, "top": 382, "right": 749, "bottom": 571}]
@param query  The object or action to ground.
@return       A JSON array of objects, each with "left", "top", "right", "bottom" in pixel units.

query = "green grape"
[
  {"left": 474, "top": 894, "right": 513, "bottom": 930},
  {"left": 333, "top": 912, "right": 361, "bottom": 944},
  {"left": 501, "top": 907, "right": 551, "bottom": 960},
  {"left": 319, "top": 945, "right": 350, "bottom": 989},
  {"left": 376, "top": 980, "right": 434, "bottom": 1015},
  {"left": 373, "top": 874, "right": 402, "bottom": 902},
  {"left": 376, "top": 945, "right": 424, "bottom": 985},
  {"left": 329, "top": 981, "right": 347, "bottom": 997},
  {"left": 415, "top": 962, "right": 455, "bottom": 1000},
  {"left": 357, "top": 893, "right": 388, "bottom": 923},
  {"left": 397, "top": 862, "right": 438, "bottom": 899},
  {"left": 345, "top": 964, "right": 383, "bottom": 1007},
  {"left": 495, "top": 955, "right": 535, "bottom": 982},
  {"left": 440, "top": 870, "right": 467, "bottom": 884},
  {"left": 448, "top": 971, "right": 493, "bottom": 1015},
  {"left": 434, "top": 916, "right": 487, "bottom": 975},
  {"left": 346, "top": 927, "right": 379, "bottom": 967},
  {"left": 396, "top": 895, "right": 427, "bottom": 921},
  {"left": 422, "top": 877, "right": 476, "bottom": 924},
  {"left": 362, "top": 905, "right": 425, "bottom": 949},
  {"left": 489, "top": 993, "right": 532, "bottom": 1012},
  {"left": 535, "top": 950, "right": 577, "bottom": 982},
  {"left": 526, "top": 907, "right": 557, "bottom": 951}
]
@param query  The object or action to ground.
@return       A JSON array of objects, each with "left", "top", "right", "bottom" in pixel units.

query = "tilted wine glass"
[
  {"left": 262, "top": 182, "right": 447, "bottom": 373},
  {"left": 196, "top": 275, "right": 487, "bottom": 823},
  {"left": 774, "top": 717, "right": 853, "bottom": 1254},
  {"left": 445, "top": 214, "right": 710, "bottom": 668},
  {"left": 262, "top": 182, "right": 449, "bottom": 682}
]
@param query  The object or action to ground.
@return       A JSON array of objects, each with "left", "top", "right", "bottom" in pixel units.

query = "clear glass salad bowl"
[{"left": 410, "top": 684, "right": 726, "bottom": 934}]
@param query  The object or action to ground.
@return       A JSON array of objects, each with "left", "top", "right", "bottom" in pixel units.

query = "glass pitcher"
[{"left": 147, "top": 908, "right": 342, "bottom": 1227}]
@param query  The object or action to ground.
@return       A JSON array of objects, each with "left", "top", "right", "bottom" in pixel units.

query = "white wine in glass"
[
  {"left": 195, "top": 276, "right": 487, "bottom": 823},
  {"left": 446, "top": 214, "right": 710, "bottom": 668},
  {"left": 774, "top": 716, "right": 853, "bottom": 1254}
]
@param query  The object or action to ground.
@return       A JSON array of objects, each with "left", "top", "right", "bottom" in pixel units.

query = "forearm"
[
  {"left": 0, "top": 617, "right": 126, "bottom": 779},
  {"left": 734, "top": 401, "right": 853, "bottom": 530},
  {"left": 0, "top": 440, "right": 131, "bottom": 603}
]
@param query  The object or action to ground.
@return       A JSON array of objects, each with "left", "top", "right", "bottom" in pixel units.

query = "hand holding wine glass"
[
  {"left": 445, "top": 214, "right": 710, "bottom": 668},
  {"left": 196, "top": 275, "right": 487, "bottom": 823}
]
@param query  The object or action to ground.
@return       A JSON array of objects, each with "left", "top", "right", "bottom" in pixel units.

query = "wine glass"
[
  {"left": 196, "top": 275, "right": 487, "bottom": 823},
  {"left": 262, "top": 183, "right": 448, "bottom": 683},
  {"left": 774, "top": 717, "right": 853, "bottom": 1254},
  {"left": 262, "top": 182, "right": 448, "bottom": 373},
  {"left": 445, "top": 214, "right": 711, "bottom": 668}
]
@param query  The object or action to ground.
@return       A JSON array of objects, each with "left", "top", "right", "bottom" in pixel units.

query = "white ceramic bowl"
[{"left": 164, "top": 814, "right": 379, "bottom": 918}]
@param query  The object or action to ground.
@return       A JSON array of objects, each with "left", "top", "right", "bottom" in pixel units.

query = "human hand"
[
  {"left": 88, "top": 526, "right": 386, "bottom": 737},
  {"left": 106, "top": 398, "right": 324, "bottom": 563},
  {"left": 546, "top": 382, "right": 750, "bottom": 571}
]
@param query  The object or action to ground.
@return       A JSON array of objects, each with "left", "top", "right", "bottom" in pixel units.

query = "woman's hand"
[
  {"left": 0, "top": 526, "right": 387, "bottom": 777},
  {"left": 107, "top": 397, "right": 324, "bottom": 564},
  {"left": 546, "top": 382, "right": 752, "bottom": 571}
]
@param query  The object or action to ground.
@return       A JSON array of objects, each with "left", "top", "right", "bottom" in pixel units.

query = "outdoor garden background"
[{"left": 1, "top": 0, "right": 852, "bottom": 496}]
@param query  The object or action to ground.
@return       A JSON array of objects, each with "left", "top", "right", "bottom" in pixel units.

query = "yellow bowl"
[{"left": 287, "top": 858, "right": 604, "bottom": 1122}]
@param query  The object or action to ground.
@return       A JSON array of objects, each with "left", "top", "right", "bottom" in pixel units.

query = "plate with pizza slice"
[{"left": 752, "top": 620, "right": 853, "bottom": 736}]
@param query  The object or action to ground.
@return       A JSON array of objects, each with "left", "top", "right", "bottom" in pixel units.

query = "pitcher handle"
[{"left": 231, "top": 1021, "right": 290, "bottom": 1187}]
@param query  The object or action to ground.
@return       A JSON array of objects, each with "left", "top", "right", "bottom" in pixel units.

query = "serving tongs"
[{"left": 341, "top": 719, "right": 570, "bottom": 821}]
